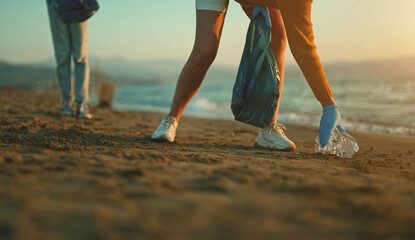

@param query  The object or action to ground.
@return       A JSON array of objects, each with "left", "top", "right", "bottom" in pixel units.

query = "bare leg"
[
  {"left": 241, "top": 6, "right": 287, "bottom": 125},
  {"left": 268, "top": 8, "right": 287, "bottom": 124},
  {"left": 168, "top": 10, "right": 226, "bottom": 119}
]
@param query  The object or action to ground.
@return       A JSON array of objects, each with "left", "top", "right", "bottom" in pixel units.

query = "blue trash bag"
[
  {"left": 54, "top": 0, "right": 99, "bottom": 23},
  {"left": 231, "top": 5, "right": 280, "bottom": 128}
]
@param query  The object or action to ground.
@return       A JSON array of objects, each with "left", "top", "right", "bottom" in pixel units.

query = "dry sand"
[{"left": 0, "top": 89, "right": 414, "bottom": 240}]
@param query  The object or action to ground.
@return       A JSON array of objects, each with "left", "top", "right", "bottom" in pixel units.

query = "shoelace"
[
  {"left": 163, "top": 117, "right": 177, "bottom": 129},
  {"left": 81, "top": 104, "right": 88, "bottom": 112},
  {"left": 270, "top": 123, "right": 287, "bottom": 137},
  {"left": 78, "top": 103, "right": 88, "bottom": 113}
]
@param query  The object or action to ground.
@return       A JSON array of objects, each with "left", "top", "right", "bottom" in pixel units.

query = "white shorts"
[{"left": 196, "top": 0, "right": 230, "bottom": 13}]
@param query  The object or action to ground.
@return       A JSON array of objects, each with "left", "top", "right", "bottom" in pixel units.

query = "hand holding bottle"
[{"left": 316, "top": 105, "right": 359, "bottom": 158}]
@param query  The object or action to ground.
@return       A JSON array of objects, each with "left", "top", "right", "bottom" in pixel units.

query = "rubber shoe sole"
[
  {"left": 77, "top": 113, "right": 93, "bottom": 119},
  {"left": 60, "top": 111, "right": 72, "bottom": 116},
  {"left": 254, "top": 137, "right": 296, "bottom": 152},
  {"left": 151, "top": 134, "right": 174, "bottom": 143}
]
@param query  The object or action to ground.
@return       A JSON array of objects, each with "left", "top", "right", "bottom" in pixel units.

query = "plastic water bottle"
[{"left": 315, "top": 127, "right": 359, "bottom": 158}]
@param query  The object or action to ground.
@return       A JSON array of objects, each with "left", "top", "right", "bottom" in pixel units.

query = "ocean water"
[{"left": 113, "top": 71, "right": 415, "bottom": 138}]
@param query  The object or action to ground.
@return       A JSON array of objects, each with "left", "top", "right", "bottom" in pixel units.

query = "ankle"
[
  {"left": 167, "top": 112, "right": 180, "bottom": 121},
  {"left": 265, "top": 117, "right": 277, "bottom": 127},
  {"left": 166, "top": 115, "right": 179, "bottom": 121}
]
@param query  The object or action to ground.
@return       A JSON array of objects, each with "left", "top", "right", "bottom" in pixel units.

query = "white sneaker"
[
  {"left": 60, "top": 101, "right": 73, "bottom": 116},
  {"left": 254, "top": 123, "right": 296, "bottom": 151},
  {"left": 151, "top": 116, "right": 179, "bottom": 142},
  {"left": 76, "top": 102, "right": 92, "bottom": 119}
]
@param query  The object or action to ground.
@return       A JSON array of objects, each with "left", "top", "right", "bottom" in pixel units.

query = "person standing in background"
[{"left": 46, "top": 0, "right": 92, "bottom": 119}]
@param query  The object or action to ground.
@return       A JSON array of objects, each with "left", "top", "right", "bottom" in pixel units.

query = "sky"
[{"left": 1, "top": 0, "right": 415, "bottom": 67}]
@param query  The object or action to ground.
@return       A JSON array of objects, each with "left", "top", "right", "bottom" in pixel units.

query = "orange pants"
[{"left": 238, "top": 0, "right": 332, "bottom": 102}]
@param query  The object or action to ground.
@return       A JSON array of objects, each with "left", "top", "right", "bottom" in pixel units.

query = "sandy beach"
[{"left": 0, "top": 88, "right": 414, "bottom": 240}]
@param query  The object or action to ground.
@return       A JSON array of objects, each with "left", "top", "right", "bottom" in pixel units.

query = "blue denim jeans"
[{"left": 47, "top": 0, "right": 89, "bottom": 103}]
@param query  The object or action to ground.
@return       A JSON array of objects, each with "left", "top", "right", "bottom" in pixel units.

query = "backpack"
[
  {"left": 231, "top": 5, "right": 280, "bottom": 128},
  {"left": 54, "top": 0, "right": 99, "bottom": 23}
]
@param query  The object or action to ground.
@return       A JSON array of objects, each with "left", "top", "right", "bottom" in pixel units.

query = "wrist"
[
  {"left": 323, "top": 105, "right": 338, "bottom": 112},
  {"left": 320, "top": 97, "right": 336, "bottom": 108}
]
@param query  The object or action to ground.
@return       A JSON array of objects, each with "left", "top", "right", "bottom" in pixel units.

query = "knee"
[
  {"left": 189, "top": 43, "right": 218, "bottom": 67},
  {"left": 55, "top": 49, "right": 71, "bottom": 67},
  {"left": 74, "top": 56, "right": 87, "bottom": 64},
  {"left": 73, "top": 52, "right": 88, "bottom": 64}
]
